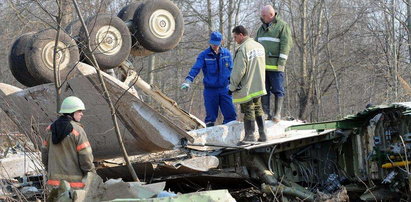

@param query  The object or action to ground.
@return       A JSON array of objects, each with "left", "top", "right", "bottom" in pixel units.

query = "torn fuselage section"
[{"left": 209, "top": 103, "right": 411, "bottom": 201}]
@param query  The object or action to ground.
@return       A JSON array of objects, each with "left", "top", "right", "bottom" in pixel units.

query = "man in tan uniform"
[
  {"left": 42, "top": 96, "right": 95, "bottom": 199},
  {"left": 230, "top": 25, "right": 267, "bottom": 143}
]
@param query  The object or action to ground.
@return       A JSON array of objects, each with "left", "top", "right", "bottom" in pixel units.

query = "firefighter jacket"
[
  {"left": 229, "top": 37, "right": 267, "bottom": 104},
  {"left": 41, "top": 120, "right": 95, "bottom": 189},
  {"left": 185, "top": 47, "right": 233, "bottom": 89},
  {"left": 255, "top": 16, "right": 293, "bottom": 72}
]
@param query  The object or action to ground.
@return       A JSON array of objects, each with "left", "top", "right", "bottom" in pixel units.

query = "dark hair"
[
  {"left": 232, "top": 25, "right": 248, "bottom": 36},
  {"left": 63, "top": 113, "right": 75, "bottom": 121}
]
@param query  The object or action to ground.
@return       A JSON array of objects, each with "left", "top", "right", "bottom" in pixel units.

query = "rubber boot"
[
  {"left": 261, "top": 95, "right": 272, "bottom": 120},
  {"left": 256, "top": 116, "right": 267, "bottom": 142},
  {"left": 272, "top": 96, "right": 284, "bottom": 123},
  {"left": 241, "top": 120, "right": 256, "bottom": 144},
  {"left": 206, "top": 122, "right": 215, "bottom": 127}
]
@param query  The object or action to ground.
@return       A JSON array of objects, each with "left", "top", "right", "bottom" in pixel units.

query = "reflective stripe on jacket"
[
  {"left": 255, "top": 16, "right": 293, "bottom": 71},
  {"left": 41, "top": 120, "right": 95, "bottom": 188},
  {"left": 229, "top": 37, "right": 267, "bottom": 104},
  {"left": 185, "top": 47, "right": 233, "bottom": 88},
  {"left": 47, "top": 179, "right": 85, "bottom": 188}
]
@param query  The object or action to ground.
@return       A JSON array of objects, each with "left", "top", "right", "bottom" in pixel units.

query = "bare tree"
[
  {"left": 297, "top": 0, "right": 309, "bottom": 119},
  {"left": 407, "top": 0, "right": 411, "bottom": 62},
  {"left": 226, "top": 0, "right": 235, "bottom": 50},
  {"left": 207, "top": 0, "right": 213, "bottom": 34},
  {"left": 218, "top": 0, "right": 224, "bottom": 34},
  {"left": 72, "top": 0, "right": 139, "bottom": 182}
]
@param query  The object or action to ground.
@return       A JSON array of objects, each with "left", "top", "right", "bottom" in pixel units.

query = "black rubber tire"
[
  {"left": 8, "top": 32, "right": 43, "bottom": 87},
  {"left": 25, "top": 29, "right": 80, "bottom": 84},
  {"left": 132, "top": 0, "right": 184, "bottom": 52},
  {"left": 79, "top": 14, "right": 132, "bottom": 69},
  {"left": 118, "top": 2, "right": 142, "bottom": 22},
  {"left": 118, "top": 2, "right": 153, "bottom": 57}
]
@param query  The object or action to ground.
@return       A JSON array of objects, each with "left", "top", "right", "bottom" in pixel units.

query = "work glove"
[{"left": 181, "top": 79, "right": 192, "bottom": 90}]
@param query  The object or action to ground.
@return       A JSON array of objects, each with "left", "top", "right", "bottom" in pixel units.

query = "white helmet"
[{"left": 59, "top": 96, "right": 85, "bottom": 114}]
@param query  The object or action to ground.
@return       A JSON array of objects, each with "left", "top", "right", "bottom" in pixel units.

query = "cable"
[{"left": 268, "top": 145, "right": 278, "bottom": 173}]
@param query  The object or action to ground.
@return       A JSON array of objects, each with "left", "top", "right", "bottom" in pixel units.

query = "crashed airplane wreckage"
[{"left": 1, "top": 62, "right": 411, "bottom": 201}]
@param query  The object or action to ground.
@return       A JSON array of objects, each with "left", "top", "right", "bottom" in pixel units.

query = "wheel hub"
[
  {"left": 95, "top": 25, "right": 123, "bottom": 55},
  {"left": 42, "top": 41, "right": 70, "bottom": 71},
  {"left": 149, "top": 9, "right": 175, "bottom": 39}
]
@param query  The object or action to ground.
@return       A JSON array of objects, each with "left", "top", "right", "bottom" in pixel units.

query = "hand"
[
  {"left": 181, "top": 82, "right": 190, "bottom": 90},
  {"left": 228, "top": 90, "right": 233, "bottom": 95}
]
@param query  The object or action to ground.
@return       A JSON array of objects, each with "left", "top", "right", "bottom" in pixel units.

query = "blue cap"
[{"left": 209, "top": 32, "right": 222, "bottom": 46}]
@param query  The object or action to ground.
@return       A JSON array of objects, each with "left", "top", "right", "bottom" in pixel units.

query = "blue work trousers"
[
  {"left": 203, "top": 87, "right": 237, "bottom": 125},
  {"left": 262, "top": 71, "right": 285, "bottom": 118},
  {"left": 265, "top": 71, "right": 285, "bottom": 97}
]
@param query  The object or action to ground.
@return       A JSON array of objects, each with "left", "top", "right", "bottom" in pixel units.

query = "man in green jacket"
[
  {"left": 256, "top": 5, "right": 293, "bottom": 122},
  {"left": 42, "top": 96, "right": 95, "bottom": 200},
  {"left": 230, "top": 25, "right": 268, "bottom": 143}
]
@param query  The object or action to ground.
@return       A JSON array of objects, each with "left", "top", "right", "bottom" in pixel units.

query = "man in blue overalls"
[{"left": 181, "top": 31, "right": 237, "bottom": 127}]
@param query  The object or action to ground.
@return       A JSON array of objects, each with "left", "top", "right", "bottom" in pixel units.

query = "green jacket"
[
  {"left": 41, "top": 120, "right": 95, "bottom": 188},
  {"left": 229, "top": 37, "right": 267, "bottom": 104},
  {"left": 255, "top": 16, "right": 293, "bottom": 71}
]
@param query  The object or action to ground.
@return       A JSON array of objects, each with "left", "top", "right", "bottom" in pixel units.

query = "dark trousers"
[
  {"left": 240, "top": 97, "right": 264, "bottom": 121},
  {"left": 265, "top": 71, "right": 285, "bottom": 96},
  {"left": 262, "top": 71, "right": 285, "bottom": 116}
]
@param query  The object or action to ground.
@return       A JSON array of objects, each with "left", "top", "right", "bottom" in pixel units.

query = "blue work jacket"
[{"left": 185, "top": 47, "right": 233, "bottom": 88}]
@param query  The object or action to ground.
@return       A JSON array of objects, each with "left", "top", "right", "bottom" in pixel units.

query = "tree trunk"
[
  {"left": 148, "top": 55, "right": 155, "bottom": 85},
  {"left": 298, "top": 0, "right": 308, "bottom": 119},
  {"left": 207, "top": 0, "right": 213, "bottom": 34},
  {"left": 233, "top": 0, "right": 242, "bottom": 50},
  {"left": 391, "top": 0, "right": 398, "bottom": 100},
  {"left": 408, "top": 0, "right": 411, "bottom": 63},
  {"left": 148, "top": 55, "right": 155, "bottom": 104},
  {"left": 54, "top": 0, "right": 64, "bottom": 112},
  {"left": 311, "top": 0, "right": 324, "bottom": 121},
  {"left": 219, "top": 0, "right": 224, "bottom": 34},
  {"left": 227, "top": 0, "right": 234, "bottom": 50}
]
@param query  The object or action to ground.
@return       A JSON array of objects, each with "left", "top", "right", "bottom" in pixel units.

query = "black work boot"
[
  {"left": 206, "top": 122, "right": 215, "bottom": 127},
  {"left": 261, "top": 95, "right": 272, "bottom": 120},
  {"left": 273, "top": 96, "right": 284, "bottom": 123},
  {"left": 256, "top": 116, "right": 267, "bottom": 142},
  {"left": 240, "top": 120, "right": 256, "bottom": 144}
]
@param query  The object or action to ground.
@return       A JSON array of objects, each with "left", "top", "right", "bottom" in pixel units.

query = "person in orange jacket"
[{"left": 42, "top": 96, "right": 95, "bottom": 200}]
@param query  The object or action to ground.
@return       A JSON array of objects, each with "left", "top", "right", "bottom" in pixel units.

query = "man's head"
[
  {"left": 209, "top": 31, "right": 222, "bottom": 52},
  {"left": 59, "top": 96, "right": 86, "bottom": 122},
  {"left": 261, "top": 5, "right": 276, "bottom": 24},
  {"left": 232, "top": 25, "right": 248, "bottom": 44}
]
